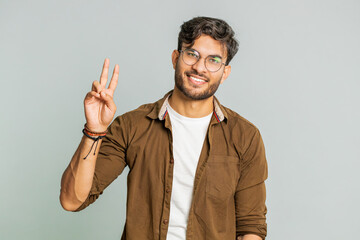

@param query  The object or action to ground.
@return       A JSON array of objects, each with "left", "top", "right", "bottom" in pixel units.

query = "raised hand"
[{"left": 84, "top": 58, "right": 119, "bottom": 132}]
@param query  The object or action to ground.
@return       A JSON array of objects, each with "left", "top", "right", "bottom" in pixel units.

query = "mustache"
[{"left": 184, "top": 70, "right": 208, "bottom": 81}]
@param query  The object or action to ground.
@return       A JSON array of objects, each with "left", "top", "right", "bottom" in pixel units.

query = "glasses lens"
[
  {"left": 205, "top": 56, "right": 222, "bottom": 72},
  {"left": 182, "top": 49, "right": 199, "bottom": 65}
]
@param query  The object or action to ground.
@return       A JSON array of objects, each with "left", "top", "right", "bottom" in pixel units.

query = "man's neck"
[{"left": 168, "top": 87, "right": 214, "bottom": 118}]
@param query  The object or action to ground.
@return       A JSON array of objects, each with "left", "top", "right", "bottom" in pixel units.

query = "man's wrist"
[{"left": 84, "top": 123, "right": 108, "bottom": 133}]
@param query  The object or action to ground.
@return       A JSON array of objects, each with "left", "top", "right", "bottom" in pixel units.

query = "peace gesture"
[{"left": 84, "top": 58, "right": 119, "bottom": 132}]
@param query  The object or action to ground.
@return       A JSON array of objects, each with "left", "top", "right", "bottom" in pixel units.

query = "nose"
[{"left": 191, "top": 57, "right": 207, "bottom": 73}]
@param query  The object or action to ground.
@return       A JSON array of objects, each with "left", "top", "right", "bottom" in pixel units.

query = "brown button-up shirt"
[{"left": 76, "top": 91, "right": 268, "bottom": 240}]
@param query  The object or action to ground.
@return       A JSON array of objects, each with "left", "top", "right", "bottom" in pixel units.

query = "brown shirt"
[{"left": 76, "top": 91, "right": 268, "bottom": 240}]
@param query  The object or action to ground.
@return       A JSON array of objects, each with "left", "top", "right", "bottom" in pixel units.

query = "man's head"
[
  {"left": 172, "top": 16, "right": 239, "bottom": 100},
  {"left": 177, "top": 16, "right": 239, "bottom": 66}
]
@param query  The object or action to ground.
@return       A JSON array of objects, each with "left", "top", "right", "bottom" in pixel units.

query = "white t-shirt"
[{"left": 166, "top": 102, "right": 212, "bottom": 240}]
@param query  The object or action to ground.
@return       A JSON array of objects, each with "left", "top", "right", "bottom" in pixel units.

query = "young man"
[{"left": 60, "top": 17, "right": 268, "bottom": 240}]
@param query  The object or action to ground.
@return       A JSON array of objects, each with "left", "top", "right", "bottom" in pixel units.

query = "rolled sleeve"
[
  {"left": 75, "top": 115, "right": 128, "bottom": 211},
  {"left": 235, "top": 129, "right": 268, "bottom": 239}
]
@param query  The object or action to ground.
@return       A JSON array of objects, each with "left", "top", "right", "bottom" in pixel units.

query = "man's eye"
[
  {"left": 187, "top": 52, "right": 198, "bottom": 58},
  {"left": 209, "top": 57, "right": 221, "bottom": 63}
]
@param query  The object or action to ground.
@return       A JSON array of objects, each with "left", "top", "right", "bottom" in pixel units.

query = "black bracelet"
[{"left": 82, "top": 129, "right": 105, "bottom": 159}]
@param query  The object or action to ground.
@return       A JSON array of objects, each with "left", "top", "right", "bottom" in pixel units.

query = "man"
[{"left": 60, "top": 16, "right": 268, "bottom": 240}]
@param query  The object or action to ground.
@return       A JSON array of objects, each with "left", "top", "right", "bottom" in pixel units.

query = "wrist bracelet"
[
  {"left": 82, "top": 128, "right": 106, "bottom": 160},
  {"left": 84, "top": 123, "right": 108, "bottom": 135}
]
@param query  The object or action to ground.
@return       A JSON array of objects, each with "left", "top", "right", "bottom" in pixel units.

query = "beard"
[{"left": 174, "top": 64, "right": 223, "bottom": 100}]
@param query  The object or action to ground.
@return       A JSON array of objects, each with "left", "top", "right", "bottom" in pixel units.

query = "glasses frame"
[{"left": 179, "top": 49, "right": 226, "bottom": 72}]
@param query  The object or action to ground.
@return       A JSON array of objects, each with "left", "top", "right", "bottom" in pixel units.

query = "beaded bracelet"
[{"left": 82, "top": 128, "right": 107, "bottom": 160}]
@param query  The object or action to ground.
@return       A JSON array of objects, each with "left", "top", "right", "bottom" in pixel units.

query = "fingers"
[
  {"left": 92, "top": 80, "right": 102, "bottom": 93},
  {"left": 100, "top": 91, "right": 116, "bottom": 112},
  {"left": 84, "top": 90, "right": 115, "bottom": 111},
  {"left": 84, "top": 91, "right": 100, "bottom": 102},
  {"left": 99, "top": 58, "right": 110, "bottom": 87},
  {"left": 86, "top": 91, "right": 100, "bottom": 98},
  {"left": 99, "top": 58, "right": 119, "bottom": 93},
  {"left": 108, "top": 64, "right": 119, "bottom": 92}
]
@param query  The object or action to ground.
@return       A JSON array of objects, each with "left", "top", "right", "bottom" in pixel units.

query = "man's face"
[{"left": 172, "top": 34, "right": 231, "bottom": 100}]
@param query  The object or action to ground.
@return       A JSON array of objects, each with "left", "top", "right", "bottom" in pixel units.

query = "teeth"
[{"left": 190, "top": 76, "right": 205, "bottom": 82}]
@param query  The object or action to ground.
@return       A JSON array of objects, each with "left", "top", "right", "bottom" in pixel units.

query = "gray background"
[{"left": 1, "top": 0, "right": 359, "bottom": 239}]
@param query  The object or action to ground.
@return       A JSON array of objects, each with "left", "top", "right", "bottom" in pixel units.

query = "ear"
[
  {"left": 220, "top": 65, "right": 231, "bottom": 84},
  {"left": 171, "top": 50, "right": 180, "bottom": 70}
]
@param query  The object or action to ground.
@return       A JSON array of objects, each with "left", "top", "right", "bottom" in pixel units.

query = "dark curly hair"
[{"left": 177, "top": 16, "right": 239, "bottom": 65}]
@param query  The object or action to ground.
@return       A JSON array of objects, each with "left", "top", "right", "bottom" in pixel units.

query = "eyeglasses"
[{"left": 179, "top": 49, "right": 225, "bottom": 72}]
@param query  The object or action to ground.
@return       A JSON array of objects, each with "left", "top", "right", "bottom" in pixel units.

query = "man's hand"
[
  {"left": 60, "top": 58, "right": 119, "bottom": 212},
  {"left": 84, "top": 58, "right": 119, "bottom": 132},
  {"left": 237, "top": 234, "right": 262, "bottom": 240}
]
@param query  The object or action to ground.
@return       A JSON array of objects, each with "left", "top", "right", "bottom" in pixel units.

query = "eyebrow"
[{"left": 187, "top": 48, "right": 223, "bottom": 59}]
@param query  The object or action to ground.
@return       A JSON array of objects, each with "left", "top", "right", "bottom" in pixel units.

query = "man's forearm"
[
  {"left": 59, "top": 135, "right": 102, "bottom": 211},
  {"left": 237, "top": 234, "right": 263, "bottom": 240}
]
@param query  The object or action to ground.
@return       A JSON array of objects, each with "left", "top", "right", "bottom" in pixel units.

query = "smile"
[
  {"left": 191, "top": 76, "right": 206, "bottom": 82},
  {"left": 187, "top": 74, "right": 208, "bottom": 85}
]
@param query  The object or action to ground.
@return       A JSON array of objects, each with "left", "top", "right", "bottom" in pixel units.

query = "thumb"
[{"left": 100, "top": 91, "right": 116, "bottom": 112}]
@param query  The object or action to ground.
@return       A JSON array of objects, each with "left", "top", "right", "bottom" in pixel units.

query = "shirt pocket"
[{"left": 206, "top": 155, "right": 240, "bottom": 201}]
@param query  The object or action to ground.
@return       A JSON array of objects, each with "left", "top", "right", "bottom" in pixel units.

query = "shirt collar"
[{"left": 147, "top": 90, "right": 227, "bottom": 123}]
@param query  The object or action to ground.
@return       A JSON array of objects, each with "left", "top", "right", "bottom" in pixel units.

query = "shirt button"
[
  {"left": 166, "top": 188, "right": 171, "bottom": 193},
  {"left": 170, "top": 158, "right": 174, "bottom": 164},
  {"left": 163, "top": 219, "right": 168, "bottom": 224}
]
